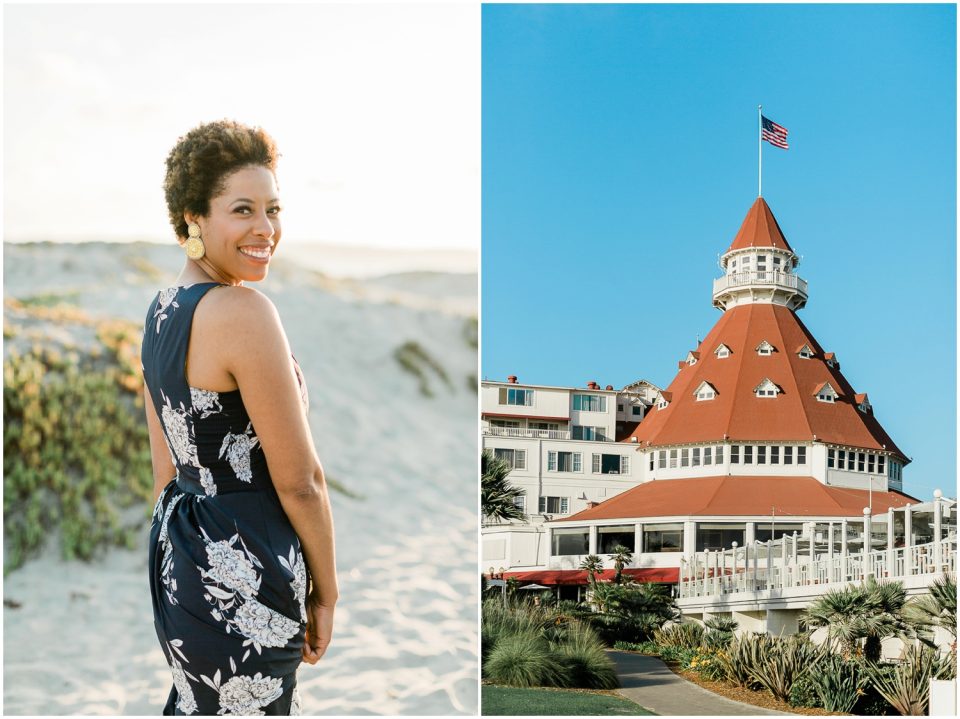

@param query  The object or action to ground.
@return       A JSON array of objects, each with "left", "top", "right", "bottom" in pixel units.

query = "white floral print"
[
  {"left": 154, "top": 287, "right": 180, "bottom": 333},
  {"left": 199, "top": 669, "right": 284, "bottom": 716},
  {"left": 199, "top": 467, "right": 217, "bottom": 497},
  {"left": 290, "top": 686, "right": 301, "bottom": 716},
  {"left": 159, "top": 493, "right": 184, "bottom": 605},
  {"left": 201, "top": 531, "right": 262, "bottom": 599},
  {"left": 219, "top": 422, "right": 260, "bottom": 483},
  {"left": 160, "top": 390, "right": 199, "bottom": 468},
  {"left": 191, "top": 387, "right": 223, "bottom": 419},
  {"left": 232, "top": 598, "right": 300, "bottom": 649},
  {"left": 279, "top": 545, "right": 308, "bottom": 622},
  {"left": 166, "top": 640, "right": 199, "bottom": 715}
]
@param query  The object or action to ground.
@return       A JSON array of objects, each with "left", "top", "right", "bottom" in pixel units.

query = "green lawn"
[{"left": 481, "top": 685, "right": 656, "bottom": 716}]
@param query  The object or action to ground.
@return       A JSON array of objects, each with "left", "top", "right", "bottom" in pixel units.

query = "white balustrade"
[{"left": 484, "top": 426, "right": 572, "bottom": 440}]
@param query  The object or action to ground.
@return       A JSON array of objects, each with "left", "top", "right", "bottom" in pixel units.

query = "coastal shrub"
[
  {"left": 3, "top": 331, "right": 153, "bottom": 572},
  {"left": 653, "top": 622, "right": 704, "bottom": 650},
  {"left": 749, "top": 635, "right": 823, "bottom": 703},
  {"left": 787, "top": 672, "right": 822, "bottom": 709},
  {"left": 808, "top": 653, "right": 867, "bottom": 713},
  {"left": 715, "top": 633, "right": 767, "bottom": 689},
  {"left": 612, "top": 640, "right": 659, "bottom": 654},
  {"left": 393, "top": 340, "right": 451, "bottom": 397},
  {"left": 555, "top": 621, "right": 619, "bottom": 689},
  {"left": 685, "top": 646, "right": 726, "bottom": 681},
  {"left": 703, "top": 615, "right": 738, "bottom": 648},
  {"left": 867, "top": 644, "right": 955, "bottom": 716},
  {"left": 484, "top": 633, "right": 570, "bottom": 687}
]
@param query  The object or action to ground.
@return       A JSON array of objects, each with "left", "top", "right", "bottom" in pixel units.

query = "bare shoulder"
[{"left": 197, "top": 285, "right": 285, "bottom": 341}]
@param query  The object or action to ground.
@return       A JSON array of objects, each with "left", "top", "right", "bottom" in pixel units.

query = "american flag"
[{"left": 761, "top": 116, "right": 789, "bottom": 149}]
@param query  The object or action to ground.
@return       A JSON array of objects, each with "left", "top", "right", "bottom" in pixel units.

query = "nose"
[{"left": 253, "top": 209, "right": 277, "bottom": 241}]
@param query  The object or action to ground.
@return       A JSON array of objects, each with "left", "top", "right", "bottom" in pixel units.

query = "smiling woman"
[{"left": 143, "top": 120, "right": 338, "bottom": 715}]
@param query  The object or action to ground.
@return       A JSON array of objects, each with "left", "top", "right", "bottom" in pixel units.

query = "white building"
[{"left": 483, "top": 197, "right": 955, "bottom": 608}]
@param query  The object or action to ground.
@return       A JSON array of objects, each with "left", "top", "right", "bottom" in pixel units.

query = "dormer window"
[
  {"left": 824, "top": 352, "right": 838, "bottom": 369},
  {"left": 693, "top": 381, "right": 717, "bottom": 402},
  {"left": 714, "top": 343, "right": 731, "bottom": 359},
  {"left": 655, "top": 391, "right": 672, "bottom": 410},
  {"left": 756, "top": 340, "right": 775, "bottom": 356},
  {"left": 815, "top": 382, "right": 839, "bottom": 403},
  {"left": 855, "top": 393, "right": 872, "bottom": 414},
  {"left": 754, "top": 378, "right": 780, "bottom": 398},
  {"left": 797, "top": 344, "right": 814, "bottom": 360},
  {"left": 685, "top": 351, "right": 700, "bottom": 366}
]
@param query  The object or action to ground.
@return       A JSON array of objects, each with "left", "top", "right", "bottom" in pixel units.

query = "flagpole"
[{"left": 758, "top": 104, "right": 762, "bottom": 197}]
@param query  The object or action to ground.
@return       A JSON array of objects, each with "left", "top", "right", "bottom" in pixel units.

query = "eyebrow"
[{"left": 231, "top": 197, "right": 281, "bottom": 204}]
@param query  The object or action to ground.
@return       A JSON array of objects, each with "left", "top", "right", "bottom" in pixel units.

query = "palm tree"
[
  {"left": 805, "top": 576, "right": 912, "bottom": 661},
  {"left": 904, "top": 573, "right": 957, "bottom": 648},
  {"left": 580, "top": 554, "right": 604, "bottom": 606},
  {"left": 481, "top": 450, "right": 525, "bottom": 522},
  {"left": 611, "top": 545, "right": 633, "bottom": 584}
]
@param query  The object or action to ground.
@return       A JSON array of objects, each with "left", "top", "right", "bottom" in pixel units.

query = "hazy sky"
[
  {"left": 4, "top": 3, "right": 479, "bottom": 254},
  {"left": 482, "top": 4, "right": 956, "bottom": 502}
]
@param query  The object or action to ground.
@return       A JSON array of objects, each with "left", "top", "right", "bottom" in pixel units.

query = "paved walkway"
[{"left": 609, "top": 651, "right": 795, "bottom": 716}]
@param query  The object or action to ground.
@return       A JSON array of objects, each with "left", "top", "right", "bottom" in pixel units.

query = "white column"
[
  {"left": 634, "top": 522, "right": 643, "bottom": 559},
  {"left": 904, "top": 504, "right": 913, "bottom": 575},
  {"left": 886, "top": 510, "right": 895, "bottom": 577},
  {"left": 862, "top": 507, "right": 872, "bottom": 580},
  {"left": 731, "top": 541, "right": 740, "bottom": 591},
  {"left": 933, "top": 489, "right": 943, "bottom": 571},
  {"left": 588, "top": 526, "right": 598, "bottom": 556},
  {"left": 766, "top": 539, "right": 773, "bottom": 590},
  {"left": 545, "top": 525, "right": 553, "bottom": 561},
  {"left": 683, "top": 520, "right": 696, "bottom": 559},
  {"left": 746, "top": 521, "right": 756, "bottom": 545},
  {"left": 841, "top": 519, "right": 849, "bottom": 581},
  {"left": 752, "top": 540, "right": 759, "bottom": 589},
  {"left": 808, "top": 530, "right": 815, "bottom": 584}
]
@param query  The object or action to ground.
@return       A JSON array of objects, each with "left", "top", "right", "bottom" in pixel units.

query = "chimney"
[
  {"left": 605, "top": 385, "right": 614, "bottom": 391},
  {"left": 587, "top": 381, "right": 599, "bottom": 389},
  {"left": 507, "top": 375, "right": 518, "bottom": 384}
]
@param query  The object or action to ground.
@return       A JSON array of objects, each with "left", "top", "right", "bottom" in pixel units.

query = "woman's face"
[{"left": 185, "top": 165, "right": 282, "bottom": 284}]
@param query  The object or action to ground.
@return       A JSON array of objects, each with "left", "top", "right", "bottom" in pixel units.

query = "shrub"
[
  {"left": 716, "top": 634, "right": 767, "bottom": 689},
  {"left": 809, "top": 654, "right": 867, "bottom": 713},
  {"left": 686, "top": 646, "right": 726, "bottom": 681},
  {"left": 613, "top": 640, "right": 659, "bottom": 653},
  {"left": 654, "top": 622, "right": 705, "bottom": 650},
  {"left": 749, "top": 635, "right": 823, "bottom": 703},
  {"left": 4, "top": 334, "right": 152, "bottom": 572},
  {"left": 484, "top": 633, "right": 571, "bottom": 687},
  {"left": 555, "top": 621, "right": 619, "bottom": 689},
  {"left": 788, "top": 672, "right": 822, "bottom": 709},
  {"left": 867, "top": 644, "right": 955, "bottom": 716},
  {"left": 703, "top": 615, "right": 738, "bottom": 649}
]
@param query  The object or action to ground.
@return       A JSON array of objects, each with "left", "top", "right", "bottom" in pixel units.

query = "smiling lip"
[{"left": 238, "top": 246, "right": 272, "bottom": 262}]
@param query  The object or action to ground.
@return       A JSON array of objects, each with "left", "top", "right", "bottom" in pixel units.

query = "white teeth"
[{"left": 240, "top": 247, "right": 270, "bottom": 259}]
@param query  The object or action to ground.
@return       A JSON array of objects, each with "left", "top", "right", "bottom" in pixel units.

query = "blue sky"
[{"left": 482, "top": 4, "right": 956, "bottom": 502}]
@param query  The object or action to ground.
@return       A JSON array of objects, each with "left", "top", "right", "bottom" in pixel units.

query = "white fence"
[{"left": 679, "top": 536, "right": 957, "bottom": 599}]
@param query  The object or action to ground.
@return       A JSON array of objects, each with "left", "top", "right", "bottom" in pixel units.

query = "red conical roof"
[
  {"left": 726, "top": 197, "right": 794, "bottom": 253},
  {"left": 627, "top": 303, "right": 906, "bottom": 460}
]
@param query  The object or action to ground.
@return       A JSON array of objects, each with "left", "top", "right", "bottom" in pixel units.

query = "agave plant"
[
  {"left": 748, "top": 635, "right": 824, "bottom": 703},
  {"left": 809, "top": 654, "right": 867, "bottom": 713},
  {"left": 868, "top": 643, "right": 956, "bottom": 715}
]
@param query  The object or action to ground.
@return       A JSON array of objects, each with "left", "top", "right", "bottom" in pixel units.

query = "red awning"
[{"left": 503, "top": 567, "right": 679, "bottom": 586}]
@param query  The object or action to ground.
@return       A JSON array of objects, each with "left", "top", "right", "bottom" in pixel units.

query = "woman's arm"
[
  {"left": 144, "top": 384, "right": 177, "bottom": 502},
  {"left": 214, "top": 287, "right": 339, "bottom": 661}
]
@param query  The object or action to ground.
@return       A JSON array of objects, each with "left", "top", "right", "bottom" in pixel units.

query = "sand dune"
[{"left": 2, "top": 242, "right": 479, "bottom": 715}]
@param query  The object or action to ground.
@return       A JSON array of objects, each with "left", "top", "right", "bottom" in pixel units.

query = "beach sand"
[{"left": 2, "top": 242, "right": 478, "bottom": 715}]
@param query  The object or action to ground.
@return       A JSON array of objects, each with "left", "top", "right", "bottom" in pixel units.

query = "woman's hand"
[{"left": 302, "top": 595, "right": 335, "bottom": 665}]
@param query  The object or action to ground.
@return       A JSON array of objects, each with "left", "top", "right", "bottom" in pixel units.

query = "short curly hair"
[{"left": 163, "top": 120, "right": 279, "bottom": 240}]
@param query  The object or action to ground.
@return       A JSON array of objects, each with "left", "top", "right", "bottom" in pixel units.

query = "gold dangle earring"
[{"left": 184, "top": 223, "right": 206, "bottom": 260}]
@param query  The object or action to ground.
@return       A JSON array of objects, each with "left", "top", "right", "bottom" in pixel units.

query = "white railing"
[
  {"left": 713, "top": 271, "right": 809, "bottom": 297},
  {"left": 679, "top": 537, "right": 957, "bottom": 599},
  {"left": 484, "top": 426, "right": 572, "bottom": 440}
]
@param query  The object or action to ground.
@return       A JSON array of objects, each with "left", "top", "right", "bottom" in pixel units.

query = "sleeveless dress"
[{"left": 142, "top": 282, "right": 309, "bottom": 716}]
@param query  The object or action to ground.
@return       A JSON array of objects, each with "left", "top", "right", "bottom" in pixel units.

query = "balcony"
[
  {"left": 713, "top": 270, "right": 808, "bottom": 297},
  {"left": 484, "top": 426, "right": 572, "bottom": 440}
]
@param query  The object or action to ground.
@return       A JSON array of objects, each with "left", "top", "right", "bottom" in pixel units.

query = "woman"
[{"left": 142, "top": 120, "right": 338, "bottom": 715}]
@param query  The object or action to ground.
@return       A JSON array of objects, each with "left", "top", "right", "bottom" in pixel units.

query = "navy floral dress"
[{"left": 142, "top": 283, "right": 309, "bottom": 715}]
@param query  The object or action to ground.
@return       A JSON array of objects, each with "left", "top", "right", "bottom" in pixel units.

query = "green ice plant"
[{"left": 3, "top": 324, "right": 153, "bottom": 572}]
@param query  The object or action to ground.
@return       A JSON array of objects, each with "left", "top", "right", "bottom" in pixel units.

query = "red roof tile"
[
  {"left": 726, "top": 197, "right": 794, "bottom": 253},
  {"left": 626, "top": 303, "right": 906, "bottom": 459},
  {"left": 555, "top": 476, "right": 918, "bottom": 522}
]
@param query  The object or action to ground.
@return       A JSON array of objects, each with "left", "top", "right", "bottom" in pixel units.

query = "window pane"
[
  {"left": 731, "top": 445, "right": 740, "bottom": 463},
  {"left": 757, "top": 446, "right": 766, "bottom": 464},
  {"left": 716, "top": 445, "right": 724, "bottom": 463},
  {"left": 692, "top": 448, "right": 700, "bottom": 466},
  {"left": 704, "top": 447, "right": 712, "bottom": 465},
  {"left": 771, "top": 446, "right": 779, "bottom": 464},
  {"left": 552, "top": 528, "right": 589, "bottom": 555},
  {"left": 797, "top": 447, "right": 807, "bottom": 464},
  {"left": 784, "top": 446, "right": 793, "bottom": 464},
  {"left": 744, "top": 445, "right": 753, "bottom": 464}
]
